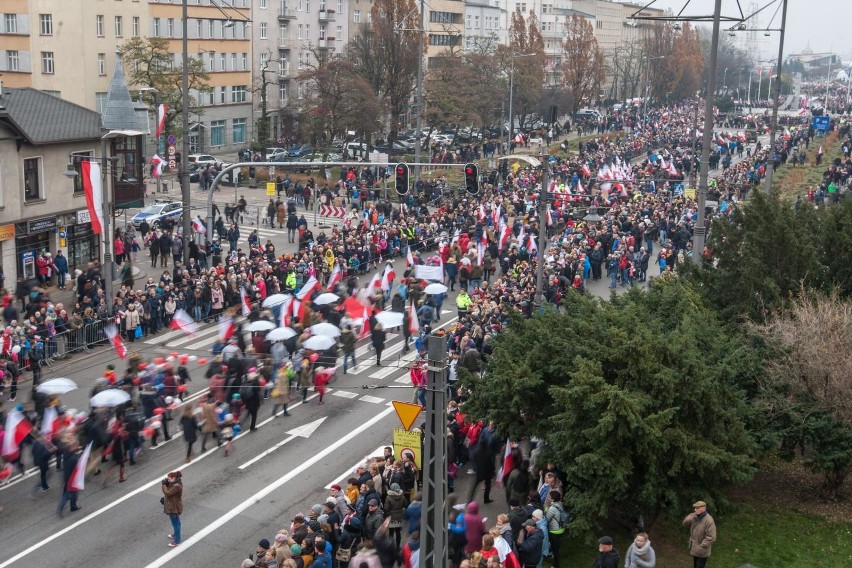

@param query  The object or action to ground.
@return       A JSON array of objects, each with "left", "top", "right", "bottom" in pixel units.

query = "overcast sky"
[{"left": 645, "top": 0, "right": 851, "bottom": 63}]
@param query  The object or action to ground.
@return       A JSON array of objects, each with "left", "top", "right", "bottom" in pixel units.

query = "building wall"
[
  {"left": 426, "top": 0, "right": 464, "bottom": 67},
  {"left": 463, "top": 0, "right": 506, "bottom": 53},
  {"left": 0, "top": 0, "right": 148, "bottom": 108}
]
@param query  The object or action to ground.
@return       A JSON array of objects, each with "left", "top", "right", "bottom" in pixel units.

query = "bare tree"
[{"left": 559, "top": 15, "right": 605, "bottom": 114}]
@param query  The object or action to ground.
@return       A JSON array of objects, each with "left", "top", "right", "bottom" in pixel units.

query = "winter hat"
[
  {"left": 258, "top": 539, "right": 270, "bottom": 550},
  {"left": 308, "top": 520, "right": 321, "bottom": 532},
  {"left": 310, "top": 504, "right": 322, "bottom": 515},
  {"left": 274, "top": 533, "right": 288, "bottom": 543},
  {"left": 290, "top": 544, "right": 302, "bottom": 555},
  {"left": 317, "top": 514, "right": 329, "bottom": 526},
  {"left": 390, "top": 483, "right": 401, "bottom": 492}
]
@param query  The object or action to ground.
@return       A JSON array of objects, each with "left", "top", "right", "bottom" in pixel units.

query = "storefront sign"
[
  {"left": 28, "top": 217, "right": 58, "bottom": 234},
  {"left": 76, "top": 209, "right": 92, "bottom": 224},
  {"left": 0, "top": 224, "right": 15, "bottom": 241}
]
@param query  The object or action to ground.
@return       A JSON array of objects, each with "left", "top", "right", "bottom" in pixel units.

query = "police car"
[{"left": 131, "top": 200, "right": 183, "bottom": 229}]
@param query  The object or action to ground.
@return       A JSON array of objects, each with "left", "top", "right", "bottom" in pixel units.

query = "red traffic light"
[
  {"left": 465, "top": 166, "right": 475, "bottom": 175},
  {"left": 396, "top": 166, "right": 406, "bottom": 175}
]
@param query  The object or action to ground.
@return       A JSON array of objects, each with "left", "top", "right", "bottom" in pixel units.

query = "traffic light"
[
  {"left": 395, "top": 163, "right": 410, "bottom": 195},
  {"left": 464, "top": 163, "right": 479, "bottom": 194}
]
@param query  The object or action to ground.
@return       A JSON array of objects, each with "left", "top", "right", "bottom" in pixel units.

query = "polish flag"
[
  {"left": 546, "top": 208, "right": 553, "bottom": 226},
  {"left": 577, "top": 180, "right": 585, "bottom": 194},
  {"left": 478, "top": 204, "right": 486, "bottom": 221},
  {"left": 408, "top": 302, "right": 420, "bottom": 336},
  {"left": 104, "top": 324, "right": 127, "bottom": 359},
  {"left": 580, "top": 164, "right": 591, "bottom": 178},
  {"left": 240, "top": 287, "right": 251, "bottom": 316},
  {"left": 518, "top": 226, "right": 526, "bottom": 249},
  {"left": 496, "top": 438, "right": 514, "bottom": 483},
  {"left": 499, "top": 224, "right": 511, "bottom": 251},
  {"left": 491, "top": 206, "right": 501, "bottom": 226},
  {"left": 170, "top": 309, "right": 198, "bottom": 335},
  {"left": 291, "top": 298, "right": 305, "bottom": 324},
  {"left": 365, "top": 271, "right": 381, "bottom": 299},
  {"left": 80, "top": 160, "right": 104, "bottom": 235},
  {"left": 150, "top": 154, "right": 165, "bottom": 178},
  {"left": 406, "top": 248, "right": 415, "bottom": 268},
  {"left": 477, "top": 233, "right": 488, "bottom": 266},
  {"left": 1, "top": 407, "right": 33, "bottom": 462},
  {"left": 218, "top": 315, "right": 235, "bottom": 342},
  {"left": 297, "top": 276, "right": 319, "bottom": 301},
  {"left": 380, "top": 263, "right": 396, "bottom": 292},
  {"left": 359, "top": 305, "right": 371, "bottom": 340},
  {"left": 527, "top": 234, "right": 537, "bottom": 254},
  {"left": 41, "top": 405, "right": 61, "bottom": 438},
  {"left": 327, "top": 264, "right": 342, "bottom": 291},
  {"left": 192, "top": 215, "right": 207, "bottom": 234},
  {"left": 282, "top": 298, "right": 294, "bottom": 327},
  {"left": 495, "top": 536, "right": 521, "bottom": 568},
  {"left": 67, "top": 441, "right": 93, "bottom": 492},
  {"left": 156, "top": 103, "right": 168, "bottom": 138}
]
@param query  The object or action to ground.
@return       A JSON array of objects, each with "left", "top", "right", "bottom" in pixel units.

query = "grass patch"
[{"left": 773, "top": 131, "right": 840, "bottom": 200}]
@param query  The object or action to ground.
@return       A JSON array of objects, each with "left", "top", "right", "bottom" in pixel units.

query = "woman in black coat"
[
  {"left": 372, "top": 323, "right": 387, "bottom": 366},
  {"left": 179, "top": 405, "right": 199, "bottom": 463}
]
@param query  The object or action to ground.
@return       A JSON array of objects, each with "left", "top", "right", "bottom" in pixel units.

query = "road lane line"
[{"left": 144, "top": 405, "right": 396, "bottom": 567}]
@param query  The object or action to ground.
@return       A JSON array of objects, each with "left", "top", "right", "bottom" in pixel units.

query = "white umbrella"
[
  {"left": 246, "top": 320, "right": 276, "bottom": 332},
  {"left": 424, "top": 283, "right": 448, "bottom": 295},
  {"left": 36, "top": 377, "right": 78, "bottom": 395},
  {"left": 90, "top": 389, "right": 131, "bottom": 408},
  {"left": 374, "top": 311, "right": 404, "bottom": 329},
  {"left": 303, "top": 335, "right": 336, "bottom": 351},
  {"left": 314, "top": 292, "right": 340, "bottom": 306},
  {"left": 310, "top": 322, "right": 341, "bottom": 337},
  {"left": 262, "top": 293, "right": 291, "bottom": 308},
  {"left": 267, "top": 327, "right": 297, "bottom": 341}
]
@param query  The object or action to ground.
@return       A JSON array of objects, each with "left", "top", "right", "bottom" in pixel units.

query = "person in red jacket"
[{"left": 402, "top": 530, "right": 420, "bottom": 568}]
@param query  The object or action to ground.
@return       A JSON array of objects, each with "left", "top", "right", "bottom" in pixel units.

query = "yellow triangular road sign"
[{"left": 392, "top": 400, "right": 422, "bottom": 431}]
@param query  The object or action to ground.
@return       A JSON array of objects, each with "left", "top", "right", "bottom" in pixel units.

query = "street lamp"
[
  {"left": 139, "top": 87, "right": 166, "bottom": 194},
  {"left": 506, "top": 52, "right": 536, "bottom": 153},
  {"left": 762, "top": 0, "right": 789, "bottom": 194},
  {"left": 722, "top": 67, "right": 728, "bottom": 94}
]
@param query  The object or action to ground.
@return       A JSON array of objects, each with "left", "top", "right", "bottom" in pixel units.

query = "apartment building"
[
  {"left": 0, "top": 0, "right": 149, "bottom": 111},
  {"left": 463, "top": 0, "right": 507, "bottom": 53},
  {"left": 252, "top": 0, "right": 349, "bottom": 143}
]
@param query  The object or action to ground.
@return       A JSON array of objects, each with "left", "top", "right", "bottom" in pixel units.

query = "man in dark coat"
[
  {"left": 56, "top": 440, "right": 82, "bottom": 515},
  {"left": 468, "top": 438, "right": 496, "bottom": 504}
]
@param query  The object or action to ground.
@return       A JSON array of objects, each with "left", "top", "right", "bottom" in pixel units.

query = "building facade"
[{"left": 463, "top": 0, "right": 507, "bottom": 53}]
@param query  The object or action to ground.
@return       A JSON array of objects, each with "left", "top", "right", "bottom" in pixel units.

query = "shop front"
[
  {"left": 0, "top": 224, "right": 15, "bottom": 290},
  {"left": 68, "top": 210, "right": 100, "bottom": 273},
  {"left": 15, "top": 217, "right": 57, "bottom": 284}
]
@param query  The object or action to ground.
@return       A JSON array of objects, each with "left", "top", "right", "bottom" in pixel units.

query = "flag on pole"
[
  {"left": 327, "top": 264, "right": 342, "bottom": 291},
  {"left": 408, "top": 302, "right": 420, "bottom": 336},
  {"left": 380, "top": 263, "right": 396, "bottom": 292},
  {"left": 297, "top": 276, "right": 319, "bottom": 301},
  {"left": 104, "top": 324, "right": 127, "bottom": 359},
  {"left": 192, "top": 215, "right": 207, "bottom": 234},
  {"left": 170, "top": 309, "right": 198, "bottom": 335},
  {"left": 406, "top": 248, "right": 415, "bottom": 268},
  {"left": 80, "top": 160, "right": 104, "bottom": 235},
  {"left": 359, "top": 305, "right": 370, "bottom": 340},
  {"left": 240, "top": 287, "right": 251, "bottom": 316},
  {"left": 219, "top": 315, "right": 235, "bottom": 343},
  {"left": 495, "top": 536, "right": 521, "bottom": 568},
  {"left": 365, "top": 271, "right": 381, "bottom": 299},
  {"left": 41, "top": 405, "right": 60, "bottom": 438},
  {"left": 1, "top": 407, "right": 33, "bottom": 462},
  {"left": 150, "top": 154, "right": 165, "bottom": 178},
  {"left": 496, "top": 438, "right": 514, "bottom": 483},
  {"left": 67, "top": 442, "right": 93, "bottom": 492},
  {"left": 156, "top": 103, "right": 168, "bottom": 138}
]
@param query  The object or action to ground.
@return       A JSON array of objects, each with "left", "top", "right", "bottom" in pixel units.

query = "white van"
[
  {"left": 575, "top": 109, "right": 603, "bottom": 122},
  {"left": 342, "top": 141, "right": 369, "bottom": 160}
]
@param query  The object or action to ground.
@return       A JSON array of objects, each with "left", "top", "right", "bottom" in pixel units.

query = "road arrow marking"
[{"left": 238, "top": 417, "right": 326, "bottom": 470}]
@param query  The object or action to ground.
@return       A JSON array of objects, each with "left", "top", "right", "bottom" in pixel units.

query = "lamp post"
[
  {"left": 747, "top": 70, "right": 752, "bottom": 106},
  {"left": 139, "top": 87, "right": 163, "bottom": 194},
  {"left": 506, "top": 52, "right": 535, "bottom": 154},
  {"left": 533, "top": 153, "right": 549, "bottom": 309},
  {"left": 762, "top": 0, "right": 788, "bottom": 194},
  {"left": 722, "top": 67, "right": 728, "bottom": 94},
  {"left": 181, "top": 0, "right": 192, "bottom": 264}
]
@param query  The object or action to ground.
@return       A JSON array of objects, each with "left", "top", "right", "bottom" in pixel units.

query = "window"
[
  {"left": 152, "top": 18, "right": 160, "bottom": 36},
  {"left": 230, "top": 52, "right": 237, "bottom": 70},
  {"left": 260, "top": 22, "right": 267, "bottom": 39},
  {"left": 353, "top": 10, "right": 360, "bottom": 24},
  {"left": 297, "top": 82, "right": 305, "bottom": 99},
  {"left": 280, "top": 23, "right": 288, "bottom": 38},
  {"left": 241, "top": 53, "right": 247, "bottom": 70},
  {"left": 232, "top": 85, "right": 247, "bottom": 103},
  {"left": 260, "top": 52, "right": 268, "bottom": 68},
  {"left": 23, "top": 157, "right": 42, "bottom": 202},
  {"left": 196, "top": 19, "right": 202, "bottom": 38},
  {"left": 319, "top": 25, "right": 325, "bottom": 39},
  {"left": 40, "top": 14, "right": 53, "bottom": 35},
  {"left": 305, "top": 24, "right": 310, "bottom": 40},
  {"left": 132, "top": 16, "right": 140, "bottom": 37},
  {"left": 114, "top": 15, "right": 122, "bottom": 37},
  {"left": 210, "top": 120, "right": 225, "bottom": 146},
  {"left": 260, "top": 0, "right": 267, "bottom": 7},
  {"left": 6, "top": 50, "right": 19, "bottom": 71},
  {"left": 305, "top": 0, "right": 310, "bottom": 12},
  {"left": 96, "top": 14, "right": 104, "bottom": 36},
  {"left": 207, "top": 53, "right": 214, "bottom": 72},
  {"left": 336, "top": 25, "right": 342, "bottom": 38},
  {"left": 279, "top": 82, "right": 287, "bottom": 101},
  {"left": 70, "top": 152, "right": 94, "bottom": 194},
  {"left": 297, "top": 24, "right": 303, "bottom": 39},
  {"left": 41, "top": 52, "right": 54, "bottom": 74},
  {"left": 232, "top": 118, "right": 246, "bottom": 143},
  {"left": 220, "top": 52, "right": 226, "bottom": 71},
  {"left": 466, "top": 15, "right": 471, "bottom": 29},
  {"left": 96, "top": 92, "right": 108, "bottom": 114},
  {"left": 97, "top": 53, "right": 106, "bottom": 75},
  {"left": 167, "top": 18, "right": 175, "bottom": 37},
  {"left": 337, "top": 0, "right": 342, "bottom": 11},
  {"left": 219, "top": 86, "right": 226, "bottom": 104},
  {"left": 429, "top": 34, "right": 458, "bottom": 47},
  {"left": 4, "top": 13, "right": 18, "bottom": 34}
]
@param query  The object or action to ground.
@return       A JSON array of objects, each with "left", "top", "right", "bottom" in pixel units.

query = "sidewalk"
[{"left": 45, "top": 264, "right": 149, "bottom": 309}]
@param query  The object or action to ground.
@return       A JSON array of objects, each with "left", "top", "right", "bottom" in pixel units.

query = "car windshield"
[{"left": 140, "top": 204, "right": 165, "bottom": 214}]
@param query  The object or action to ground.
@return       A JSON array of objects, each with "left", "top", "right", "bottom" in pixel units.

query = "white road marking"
[{"left": 358, "top": 395, "right": 385, "bottom": 404}]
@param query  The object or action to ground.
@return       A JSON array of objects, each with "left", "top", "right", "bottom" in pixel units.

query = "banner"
[{"left": 414, "top": 264, "right": 443, "bottom": 281}]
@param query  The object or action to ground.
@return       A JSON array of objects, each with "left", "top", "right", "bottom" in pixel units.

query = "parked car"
[
  {"left": 187, "top": 154, "right": 218, "bottom": 167},
  {"left": 131, "top": 200, "right": 183, "bottom": 229},
  {"left": 287, "top": 144, "right": 313, "bottom": 157}
]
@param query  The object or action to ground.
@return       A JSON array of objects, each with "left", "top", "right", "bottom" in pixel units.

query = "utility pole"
[
  {"left": 692, "top": 0, "right": 722, "bottom": 264},
  {"left": 181, "top": 0, "right": 192, "bottom": 264},
  {"left": 691, "top": 96, "right": 700, "bottom": 187},
  {"left": 762, "top": 0, "right": 788, "bottom": 194},
  {"left": 413, "top": 0, "right": 425, "bottom": 186},
  {"left": 533, "top": 155, "right": 549, "bottom": 308},
  {"left": 420, "top": 334, "right": 447, "bottom": 568}
]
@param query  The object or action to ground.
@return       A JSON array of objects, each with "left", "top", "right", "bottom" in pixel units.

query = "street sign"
[
  {"left": 392, "top": 401, "right": 422, "bottom": 431},
  {"left": 812, "top": 116, "right": 830, "bottom": 132},
  {"left": 266, "top": 182, "right": 276, "bottom": 196},
  {"left": 684, "top": 187, "right": 696, "bottom": 199},
  {"left": 673, "top": 183, "right": 685, "bottom": 196},
  {"left": 393, "top": 428, "right": 421, "bottom": 469},
  {"left": 167, "top": 145, "right": 176, "bottom": 156},
  {"left": 167, "top": 134, "right": 176, "bottom": 145},
  {"left": 168, "top": 159, "right": 177, "bottom": 170}
]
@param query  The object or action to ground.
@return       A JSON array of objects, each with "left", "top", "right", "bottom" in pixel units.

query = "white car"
[
  {"left": 187, "top": 154, "right": 218, "bottom": 167},
  {"left": 131, "top": 200, "right": 183, "bottom": 229}
]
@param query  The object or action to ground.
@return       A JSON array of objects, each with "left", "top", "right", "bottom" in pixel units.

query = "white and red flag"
[
  {"left": 497, "top": 438, "right": 514, "bottom": 483},
  {"left": 156, "top": 103, "right": 168, "bottom": 138},
  {"left": 192, "top": 215, "right": 206, "bottom": 234},
  {"left": 104, "top": 324, "right": 127, "bottom": 359},
  {"left": 406, "top": 248, "right": 415, "bottom": 267},
  {"left": 297, "top": 276, "right": 319, "bottom": 301},
  {"left": 66, "top": 442, "right": 93, "bottom": 492},
  {"left": 219, "top": 315, "right": 235, "bottom": 342},
  {"left": 408, "top": 302, "right": 420, "bottom": 336},
  {"left": 327, "top": 264, "right": 342, "bottom": 291},
  {"left": 1, "top": 407, "right": 33, "bottom": 462},
  {"left": 150, "top": 154, "right": 165, "bottom": 178},
  {"left": 240, "top": 287, "right": 251, "bottom": 316},
  {"left": 359, "top": 305, "right": 371, "bottom": 340},
  {"left": 380, "top": 263, "right": 396, "bottom": 292},
  {"left": 80, "top": 160, "right": 104, "bottom": 235},
  {"left": 170, "top": 309, "right": 198, "bottom": 335}
]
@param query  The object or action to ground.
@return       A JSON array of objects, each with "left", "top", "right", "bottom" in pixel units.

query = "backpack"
[{"left": 554, "top": 502, "right": 571, "bottom": 528}]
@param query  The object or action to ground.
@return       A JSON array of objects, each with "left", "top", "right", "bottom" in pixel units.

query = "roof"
[
  {"left": 102, "top": 53, "right": 141, "bottom": 132},
  {"left": 0, "top": 88, "right": 102, "bottom": 145}
]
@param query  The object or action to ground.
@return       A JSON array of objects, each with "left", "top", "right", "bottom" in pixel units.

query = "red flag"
[
  {"left": 495, "top": 537, "right": 521, "bottom": 568},
  {"left": 219, "top": 315, "right": 235, "bottom": 343},
  {"left": 240, "top": 287, "right": 251, "bottom": 316},
  {"left": 497, "top": 438, "right": 514, "bottom": 482},
  {"left": 327, "top": 264, "right": 342, "bottom": 291},
  {"left": 104, "top": 324, "right": 127, "bottom": 359},
  {"left": 546, "top": 208, "right": 553, "bottom": 227},
  {"left": 1, "top": 408, "right": 33, "bottom": 462},
  {"left": 297, "top": 276, "right": 319, "bottom": 301},
  {"left": 408, "top": 302, "right": 420, "bottom": 336},
  {"left": 580, "top": 164, "right": 591, "bottom": 178},
  {"left": 381, "top": 263, "right": 396, "bottom": 292},
  {"left": 41, "top": 405, "right": 60, "bottom": 438},
  {"left": 170, "top": 309, "right": 198, "bottom": 335},
  {"left": 156, "top": 103, "right": 168, "bottom": 138},
  {"left": 80, "top": 160, "right": 104, "bottom": 235},
  {"left": 67, "top": 442, "right": 93, "bottom": 492},
  {"left": 359, "top": 305, "right": 370, "bottom": 340}
]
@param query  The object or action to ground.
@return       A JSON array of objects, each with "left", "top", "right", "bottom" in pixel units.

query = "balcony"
[
  {"left": 278, "top": 66, "right": 291, "bottom": 79},
  {"left": 278, "top": 8, "right": 296, "bottom": 19},
  {"left": 318, "top": 10, "right": 336, "bottom": 22},
  {"left": 316, "top": 38, "right": 334, "bottom": 50},
  {"left": 279, "top": 36, "right": 296, "bottom": 49}
]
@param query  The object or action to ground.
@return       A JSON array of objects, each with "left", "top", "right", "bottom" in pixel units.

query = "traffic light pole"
[
  {"left": 420, "top": 333, "right": 448, "bottom": 568},
  {"left": 533, "top": 155, "right": 549, "bottom": 309}
]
